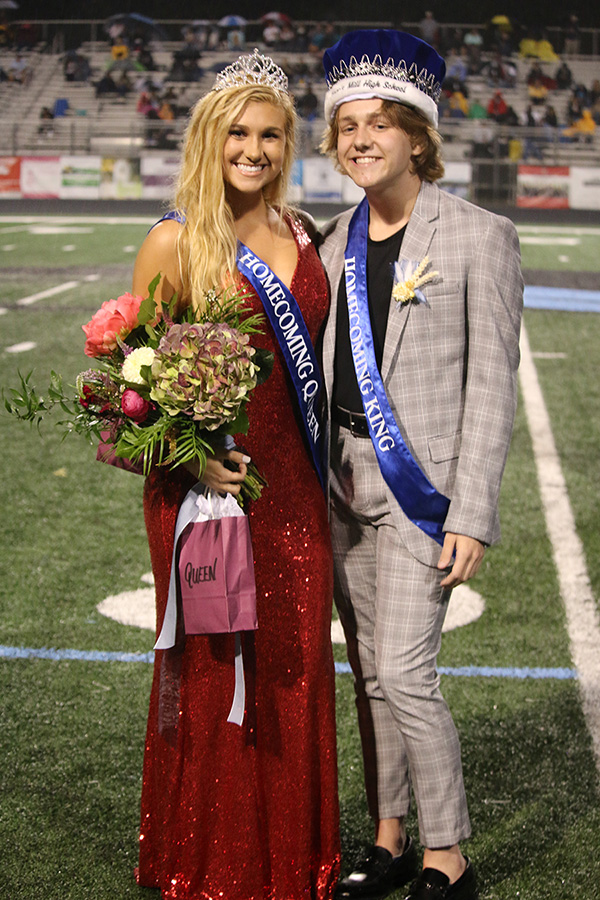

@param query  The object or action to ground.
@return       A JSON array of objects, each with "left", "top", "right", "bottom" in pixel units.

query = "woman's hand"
[{"left": 185, "top": 448, "right": 251, "bottom": 496}]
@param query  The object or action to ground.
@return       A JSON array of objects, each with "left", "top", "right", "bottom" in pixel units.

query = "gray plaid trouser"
[{"left": 330, "top": 422, "right": 471, "bottom": 848}]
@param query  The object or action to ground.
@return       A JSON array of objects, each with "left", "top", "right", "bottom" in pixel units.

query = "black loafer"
[
  {"left": 335, "top": 838, "right": 419, "bottom": 900},
  {"left": 404, "top": 858, "right": 478, "bottom": 900}
]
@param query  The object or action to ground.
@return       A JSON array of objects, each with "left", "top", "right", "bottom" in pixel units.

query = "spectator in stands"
[
  {"left": 308, "top": 23, "right": 340, "bottom": 56},
  {"left": 592, "top": 99, "right": 600, "bottom": 126},
  {"left": 8, "top": 52, "right": 31, "bottom": 85},
  {"left": 226, "top": 28, "right": 245, "bottom": 52},
  {"left": 563, "top": 108, "right": 596, "bottom": 142},
  {"left": 445, "top": 49, "right": 468, "bottom": 85},
  {"left": 448, "top": 90, "right": 469, "bottom": 118},
  {"left": 168, "top": 50, "right": 203, "bottom": 83},
  {"left": 589, "top": 80, "right": 600, "bottom": 106},
  {"left": 526, "top": 62, "right": 544, "bottom": 85},
  {"left": 521, "top": 104, "right": 545, "bottom": 160},
  {"left": 543, "top": 105, "right": 559, "bottom": 133},
  {"left": 419, "top": 10, "right": 440, "bottom": 48},
  {"left": 468, "top": 95, "right": 487, "bottom": 119},
  {"left": 563, "top": 14, "right": 580, "bottom": 56},
  {"left": 111, "top": 39, "right": 130, "bottom": 63},
  {"left": 115, "top": 71, "right": 133, "bottom": 98},
  {"left": 38, "top": 106, "right": 54, "bottom": 138},
  {"left": 487, "top": 89, "right": 509, "bottom": 122},
  {"left": 463, "top": 26, "right": 483, "bottom": 52},
  {"left": 484, "top": 52, "right": 513, "bottom": 88},
  {"left": 519, "top": 30, "right": 558, "bottom": 61},
  {"left": 137, "top": 85, "right": 161, "bottom": 116},
  {"left": 95, "top": 71, "right": 119, "bottom": 98},
  {"left": 528, "top": 76, "right": 549, "bottom": 106},
  {"left": 64, "top": 49, "right": 91, "bottom": 83},
  {"left": 158, "top": 97, "right": 175, "bottom": 121},
  {"left": 296, "top": 82, "right": 318, "bottom": 120},
  {"left": 278, "top": 22, "right": 296, "bottom": 52},
  {"left": 133, "top": 40, "right": 156, "bottom": 72},
  {"left": 572, "top": 82, "right": 590, "bottom": 108},
  {"left": 566, "top": 92, "right": 584, "bottom": 125},
  {"left": 463, "top": 27, "right": 483, "bottom": 72},
  {"left": 554, "top": 61, "right": 573, "bottom": 90},
  {"left": 263, "top": 21, "right": 281, "bottom": 48},
  {"left": 292, "top": 25, "right": 310, "bottom": 53}
]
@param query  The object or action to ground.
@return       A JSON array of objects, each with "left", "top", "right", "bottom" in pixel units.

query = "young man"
[{"left": 318, "top": 30, "right": 523, "bottom": 900}]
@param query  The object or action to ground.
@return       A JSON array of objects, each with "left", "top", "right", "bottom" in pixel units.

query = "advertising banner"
[
  {"left": 569, "top": 166, "right": 600, "bottom": 210},
  {"left": 20, "top": 156, "right": 61, "bottom": 198},
  {"left": 0, "top": 157, "right": 21, "bottom": 196},
  {"left": 100, "top": 157, "right": 142, "bottom": 199},
  {"left": 517, "top": 165, "right": 570, "bottom": 208},
  {"left": 60, "top": 155, "right": 102, "bottom": 199},
  {"left": 140, "top": 154, "right": 179, "bottom": 199}
]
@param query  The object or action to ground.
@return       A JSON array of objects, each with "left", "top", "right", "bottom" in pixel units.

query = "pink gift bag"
[{"left": 177, "top": 515, "right": 258, "bottom": 635}]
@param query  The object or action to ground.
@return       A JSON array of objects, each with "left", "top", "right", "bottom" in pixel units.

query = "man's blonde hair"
[{"left": 320, "top": 99, "right": 444, "bottom": 183}]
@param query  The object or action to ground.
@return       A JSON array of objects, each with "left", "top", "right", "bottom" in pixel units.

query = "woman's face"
[{"left": 222, "top": 101, "right": 287, "bottom": 197}]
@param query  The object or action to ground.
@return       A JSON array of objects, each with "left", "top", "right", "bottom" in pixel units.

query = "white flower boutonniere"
[{"left": 392, "top": 257, "right": 439, "bottom": 305}]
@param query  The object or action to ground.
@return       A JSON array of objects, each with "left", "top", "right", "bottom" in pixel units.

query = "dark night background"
[{"left": 12, "top": 1, "right": 590, "bottom": 28}]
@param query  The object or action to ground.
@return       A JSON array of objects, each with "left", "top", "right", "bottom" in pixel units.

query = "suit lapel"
[
  {"left": 381, "top": 182, "right": 440, "bottom": 380},
  {"left": 321, "top": 211, "right": 351, "bottom": 395}
]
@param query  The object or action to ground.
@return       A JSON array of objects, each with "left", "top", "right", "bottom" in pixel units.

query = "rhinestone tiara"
[
  {"left": 326, "top": 54, "right": 442, "bottom": 103},
  {"left": 213, "top": 49, "right": 289, "bottom": 93}
]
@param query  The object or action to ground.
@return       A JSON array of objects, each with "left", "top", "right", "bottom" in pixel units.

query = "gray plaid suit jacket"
[{"left": 319, "top": 180, "right": 524, "bottom": 566}]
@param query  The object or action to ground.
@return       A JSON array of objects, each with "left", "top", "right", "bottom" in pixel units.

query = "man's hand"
[{"left": 437, "top": 533, "right": 485, "bottom": 589}]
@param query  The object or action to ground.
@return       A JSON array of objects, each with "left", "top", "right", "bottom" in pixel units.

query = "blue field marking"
[
  {"left": 0, "top": 645, "right": 578, "bottom": 679},
  {"left": 524, "top": 285, "right": 600, "bottom": 313}
]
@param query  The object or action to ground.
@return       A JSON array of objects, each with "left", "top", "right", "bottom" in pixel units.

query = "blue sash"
[
  {"left": 237, "top": 244, "right": 326, "bottom": 489},
  {"left": 344, "top": 198, "right": 449, "bottom": 545}
]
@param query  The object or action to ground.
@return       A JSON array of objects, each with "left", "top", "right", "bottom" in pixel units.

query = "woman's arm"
[{"left": 132, "top": 218, "right": 183, "bottom": 302}]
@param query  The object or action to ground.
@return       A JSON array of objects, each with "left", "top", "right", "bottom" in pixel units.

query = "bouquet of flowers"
[{"left": 5, "top": 275, "right": 273, "bottom": 503}]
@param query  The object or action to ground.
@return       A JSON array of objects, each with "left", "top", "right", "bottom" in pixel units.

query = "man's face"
[{"left": 336, "top": 99, "right": 420, "bottom": 195}]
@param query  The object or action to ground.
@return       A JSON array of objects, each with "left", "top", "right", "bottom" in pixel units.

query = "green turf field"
[{"left": 1, "top": 217, "right": 599, "bottom": 899}]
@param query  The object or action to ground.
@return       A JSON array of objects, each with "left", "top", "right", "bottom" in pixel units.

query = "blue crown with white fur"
[{"left": 323, "top": 29, "right": 446, "bottom": 127}]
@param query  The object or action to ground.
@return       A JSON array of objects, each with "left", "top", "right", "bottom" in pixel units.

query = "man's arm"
[{"left": 441, "top": 213, "right": 524, "bottom": 550}]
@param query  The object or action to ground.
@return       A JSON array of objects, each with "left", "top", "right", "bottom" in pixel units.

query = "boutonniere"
[{"left": 392, "top": 257, "right": 439, "bottom": 305}]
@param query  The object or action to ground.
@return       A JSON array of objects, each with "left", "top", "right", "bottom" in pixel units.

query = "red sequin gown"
[{"left": 138, "top": 216, "right": 340, "bottom": 900}]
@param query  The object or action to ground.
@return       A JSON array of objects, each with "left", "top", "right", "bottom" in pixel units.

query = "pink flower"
[
  {"left": 121, "top": 389, "right": 150, "bottom": 423},
  {"left": 82, "top": 293, "right": 144, "bottom": 358}
]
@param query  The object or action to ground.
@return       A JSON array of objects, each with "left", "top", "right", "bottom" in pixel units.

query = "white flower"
[
  {"left": 122, "top": 346, "right": 155, "bottom": 385},
  {"left": 392, "top": 257, "right": 439, "bottom": 305}
]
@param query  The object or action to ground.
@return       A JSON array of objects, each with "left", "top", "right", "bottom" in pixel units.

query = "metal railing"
[{"left": 7, "top": 19, "right": 600, "bottom": 57}]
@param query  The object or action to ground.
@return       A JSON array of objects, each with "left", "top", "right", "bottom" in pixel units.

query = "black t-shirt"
[{"left": 333, "top": 225, "right": 406, "bottom": 413}]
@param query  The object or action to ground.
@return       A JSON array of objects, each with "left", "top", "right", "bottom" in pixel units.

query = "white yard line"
[
  {"left": 519, "top": 323, "right": 600, "bottom": 772},
  {"left": 0, "top": 216, "right": 155, "bottom": 225},
  {"left": 517, "top": 226, "right": 600, "bottom": 236},
  {"left": 16, "top": 281, "right": 80, "bottom": 306}
]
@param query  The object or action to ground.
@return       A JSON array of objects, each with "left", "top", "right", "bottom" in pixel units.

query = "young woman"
[{"left": 132, "top": 54, "right": 340, "bottom": 900}]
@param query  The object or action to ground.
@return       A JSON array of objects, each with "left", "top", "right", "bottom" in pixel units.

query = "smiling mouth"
[
  {"left": 352, "top": 157, "right": 381, "bottom": 166},
  {"left": 234, "top": 162, "right": 267, "bottom": 174}
]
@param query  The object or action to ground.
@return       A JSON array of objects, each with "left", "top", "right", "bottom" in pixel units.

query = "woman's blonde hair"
[
  {"left": 174, "top": 84, "right": 297, "bottom": 312},
  {"left": 320, "top": 99, "right": 444, "bottom": 183}
]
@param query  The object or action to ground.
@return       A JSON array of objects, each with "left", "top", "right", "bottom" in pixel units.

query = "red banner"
[{"left": 0, "top": 156, "right": 21, "bottom": 194}]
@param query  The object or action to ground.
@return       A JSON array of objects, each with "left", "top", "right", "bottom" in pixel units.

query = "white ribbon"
[{"left": 154, "top": 483, "right": 248, "bottom": 726}]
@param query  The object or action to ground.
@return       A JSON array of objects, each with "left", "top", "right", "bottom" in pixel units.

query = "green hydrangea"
[{"left": 150, "top": 322, "right": 258, "bottom": 429}]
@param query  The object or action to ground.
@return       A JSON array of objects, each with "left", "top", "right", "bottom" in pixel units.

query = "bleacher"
[{"left": 0, "top": 33, "right": 598, "bottom": 168}]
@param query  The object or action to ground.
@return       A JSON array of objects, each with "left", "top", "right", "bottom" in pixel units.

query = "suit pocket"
[{"left": 428, "top": 430, "right": 462, "bottom": 463}]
